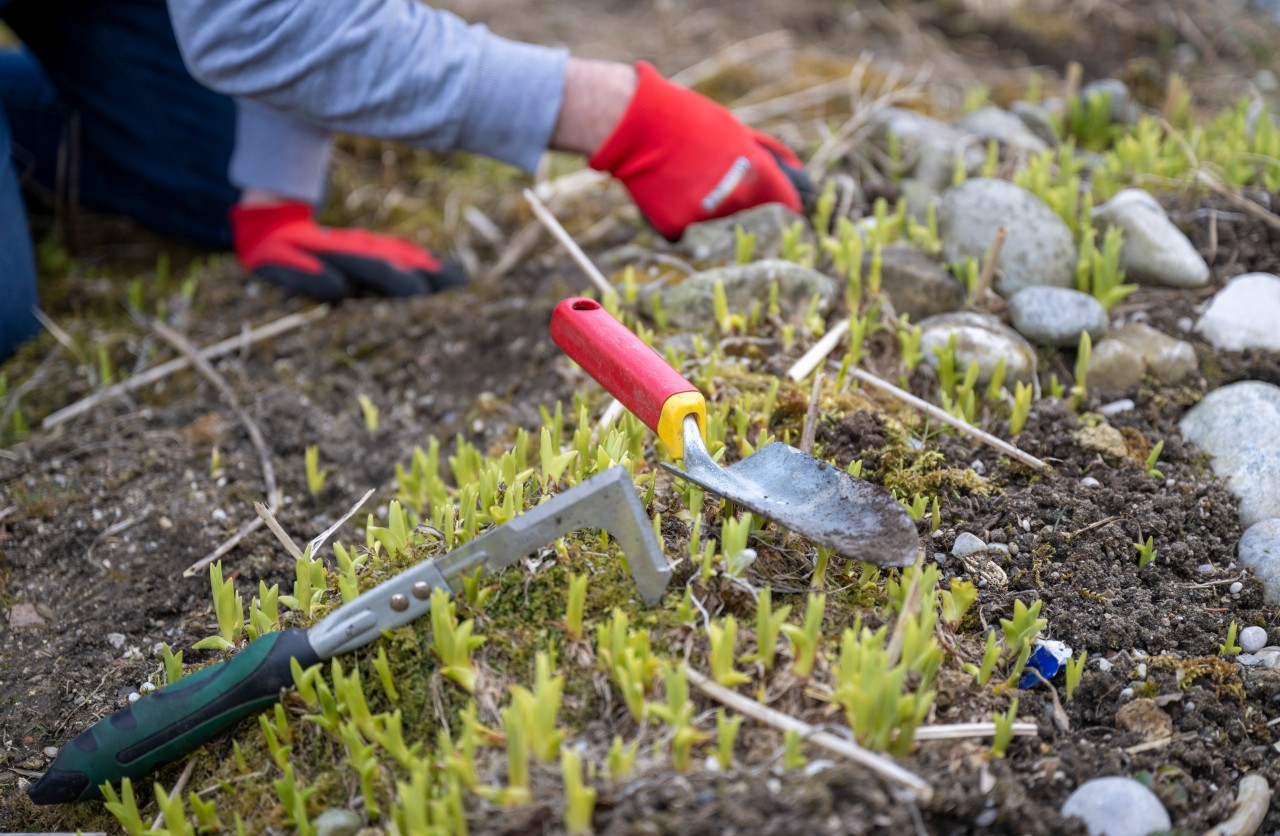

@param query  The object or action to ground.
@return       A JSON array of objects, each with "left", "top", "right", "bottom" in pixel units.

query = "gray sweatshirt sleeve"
[
  {"left": 166, "top": 0, "right": 569, "bottom": 173},
  {"left": 230, "top": 100, "right": 333, "bottom": 203}
]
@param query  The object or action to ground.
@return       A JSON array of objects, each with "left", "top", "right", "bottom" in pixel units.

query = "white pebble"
[
  {"left": 1081, "top": 477, "right": 1101, "bottom": 488},
  {"left": 43, "top": 746, "right": 58, "bottom": 758},
  {"left": 1097, "top": 658, "right": 1114, "bottom": 672},
  {"left": 1061, "top": 776, "right": 1172, "bottom": 836},
  {"left": 970, "top": 459, "right": 986, "bottom": 475},
  {"left": 212, "top": 508, "right": 229, "bottom": 522},
  {"left": 127, "top": 692, "right": 142, "bottom": 703},
  {"left": 1230, "top": 581, "right": 1244, "bottom": 594},
  {"left": 1120, "top": 687, "right": 1134, "bottom": 699},
  {"left": 952, "top": 532, "right": 987, "bottom": 557},
  {"left": 106, "top": 633, "right": 126, "bottom": 650},
  {"left": 1097, "top": 399, "right": 1136, "bottom": 416},
  {"left": 1136, "top": 663, "right": 1147, "bottom": 680},
  {"left": 139, "top": 681, "right": 157, "bottom": 694},
  {"left": 1240, "top": 626, "right": 1268, "bottom": 653}
]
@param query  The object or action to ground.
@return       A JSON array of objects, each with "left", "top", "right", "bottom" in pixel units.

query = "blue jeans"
[{"left": 0, "top": 0, "right": 240, "bottom": 361}]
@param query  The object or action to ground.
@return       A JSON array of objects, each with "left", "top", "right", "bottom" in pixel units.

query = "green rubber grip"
[{"left": 27, "top": 628, "right": 319, "bottom": 804}]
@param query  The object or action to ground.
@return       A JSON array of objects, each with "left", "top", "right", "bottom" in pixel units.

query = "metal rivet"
[
  {"left": 389, "top": 593, "right": 409, "bottom": 612},
  {"left": 412, "top": 582, "right": 431, "bottom": 600}
]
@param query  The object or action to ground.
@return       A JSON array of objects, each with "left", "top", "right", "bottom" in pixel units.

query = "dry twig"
[
  {"left": 971, "top": 226, "right": 1008, "bottom": 305},
  {"left": 914, "top": 722, "right": 1038, "bottom": 741},
  {"left": 798, "top": 371, "right": 824, "bottom": 454},
  {"left": 522, "top": 188, "right": 614, "bottom": 297},
  {"left": 42, "top": 307, "right": 327, "bottom": 430},
  {"left": 152, "top": 319, "right": 278, "bottom": 509},
  {"left": 683, "top": 664, "right": 933, "bottom": 801}
]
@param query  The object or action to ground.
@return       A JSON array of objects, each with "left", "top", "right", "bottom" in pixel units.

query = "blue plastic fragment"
[{"left": 1018, "top": 639, "right": 1073, "bottom": 689}]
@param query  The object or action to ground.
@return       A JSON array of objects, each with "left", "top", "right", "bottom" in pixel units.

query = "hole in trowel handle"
[{"left": 571, "top": 299, "right": 601, "bottom": 311}]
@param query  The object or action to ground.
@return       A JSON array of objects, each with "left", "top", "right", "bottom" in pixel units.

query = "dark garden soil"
[{"left": 5, "top": 0, "right": 1280, "bottom": 833}]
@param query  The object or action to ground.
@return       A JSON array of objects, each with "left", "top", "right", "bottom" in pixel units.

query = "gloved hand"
[
  {"left": 229, "top": 201, "right": 466, "bottom": 301},
  {"left": 589, "top": 62, "right": 813, "bottom": 241}
]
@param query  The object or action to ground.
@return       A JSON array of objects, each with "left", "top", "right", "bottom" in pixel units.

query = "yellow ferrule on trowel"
[{"left": 656, "top": 391, "right": 706, "bottom": 460}]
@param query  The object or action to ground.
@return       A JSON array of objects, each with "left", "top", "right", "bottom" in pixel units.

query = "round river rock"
[{"left": 1008, "top": 286, "right": 1109, "bottom": 347}]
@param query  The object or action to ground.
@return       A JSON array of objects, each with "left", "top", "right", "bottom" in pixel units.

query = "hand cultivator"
[{"left": 29, "top": 466, "right": 668, "bottom": 804}]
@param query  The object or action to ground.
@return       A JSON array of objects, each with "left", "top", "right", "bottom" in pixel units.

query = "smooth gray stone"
[
  {"left": 656, "top": 260, "right": 837, "bottom": 329},
  {"left": 864, "top": 244, "right": 965, "bottom": 321},
  {"left": 898, "top": 177, "right": 940, "bottom": 223},
  {"left": 1061, "top": 776, "right": 1171, "bottom": 836},
  {"left": 1011, "top": 100, "right": 1060, "bottom": 145},
  {"left": 939, "top": 178, "right": 1077, "bottom": 295},
  {"left": 958, "top": 106, "right": 1049, "bottom": 153},
  {"left": 1240, "top": 519, "right": 1280, "bottom": 604},
  {"left": 869, "top": 108, "right": 986, "bottom": 192},
  {"left": 1180, "top": 382, "right": 1280, "bottom": 528},
  {"left": 1092, "top": 189, "right": 1209, "bottom": 288},
  {"left": 1008, "top": 286, "right": 1109, "bottom": 347},
  {"left": 1110, "top": 323, "right": 1197, "bottom": 383},
  {"left": 1080, "top": 78, "right": 1138, "bottom": 123},
  {"left": 1196, "top": 272, "right": 1280, "bottom": 351},
  {"left": 919, "top": 311, "right": 1038, "bottom": 384},
  {"left": 1088, "top": 339, "right": 1145, "bottom": 391},
  {"left": 677, "top": 203, "right": 809, "bottom": 263}
]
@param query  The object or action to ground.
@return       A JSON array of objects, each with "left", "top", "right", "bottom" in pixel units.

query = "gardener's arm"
[
  {"left": 169, "top": 0, "right": 810, "bottom": 244},
  {"left": 168, "top": 0, "right": 566, "bottom": 171}
]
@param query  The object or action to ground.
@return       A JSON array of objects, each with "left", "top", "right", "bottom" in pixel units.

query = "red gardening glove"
[
  {"left": 229, "top": 202, "right": 466, "bottom": 302},
  {"left": 589, "top": 62, "right": 813, "bottom": 241}
]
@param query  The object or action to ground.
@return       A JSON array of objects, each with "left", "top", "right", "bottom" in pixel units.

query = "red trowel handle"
[{"left": 550, "top": 298, "right": 706, "bottom": 459}]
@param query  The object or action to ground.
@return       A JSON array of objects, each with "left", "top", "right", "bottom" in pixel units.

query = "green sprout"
[
  {"left": 1219, "top": 620, "right": 1242, "bottom": 656},
  {"left": 735, "top": 225, "right": 757, "bottom": 265},
  {"left": 510, "top": 652, "right": 565, "bottom": 763},
  {"left": 304, "top": 444, "right": 329, "bottom": 498},
  {"left": 274, "top": 763, "right": 317, "bottom": 834},
  {"left": 651, "top": 663, "right": 705, "bottom": 772},
  {"left": 279, "top": 548, "right": 327, "bottom": 617},
  {"left": 830, "top": 624, "right": 936, "bottom": 756},
  {"left": 781, "top": 594, "right": 826, "bottom": 678},
  {"left": 1009, "top": 381, "right": 1033, "bottom": 436},
  {"left": 783, "top": 729, "right": 807, "bottom": 770},
  {"left": 1065, "top": 651, "right": 1088, "bottom": 701},
  {"left": 1069, "top": 331, "right": 1091, "bottom": 411},
  {"left": 429, "top": 586, "right": 486, "bottom": 693},
  {"left": 708, "top": 616, "right": 751, "bottom": 687},
  {"left": 565, "top": 572, "right": 588, "bottom": 641},
  {"left": 781, "top": 220, "right": 814, "bottom": 266},
  {"left": 714, "top": 709, "right": 743, "bottom": 771},
  {"left": 940, "top": 578, "right": 978, "bottom": 628},
  {"left": 596, "top": 609, "right": 658, "bottom": 720},
  {"left": 989, "top": 698, "right": 1019, "bottom": 758},
  {"left": 357, "top": 393, "right": 380, "bottom": 433},
  {"left": 246, "top": 580, "right": 280, "bottom": 640},
  {"left": 1000, "top": 599, "right": 1047, "bottom": 686},
  {"left": 192, "top": 560, "right": 243, "bottom": 652},
  {"left": 745, "top": 586, "right": 791, "bottom": 672},
  {"left": 162, "top": 643, "right": 184, "bottom": 685},
  {"left": 903, "top": 493, "right": 929, "bottom": 521},
  {"left": 1134, "top": 535, "right": 1157, "bottom": 569},
  {"left": 1145, "top": 440, "right": 1165, "bottom": 479},
  {"left": 812, "top": 178, "right": 837, "bottom": 235},
  {"left": 493, "top": 704, "right": 532, "bottom": 806},
  {"left": 606, "top": 735, "right": 639, "bottom": 782},
  {"left": 562, "top": 748, "right": 597, "bottom": 835},
  {"left": 102, "top": 778, "right": 147, "bottom": 835}
]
